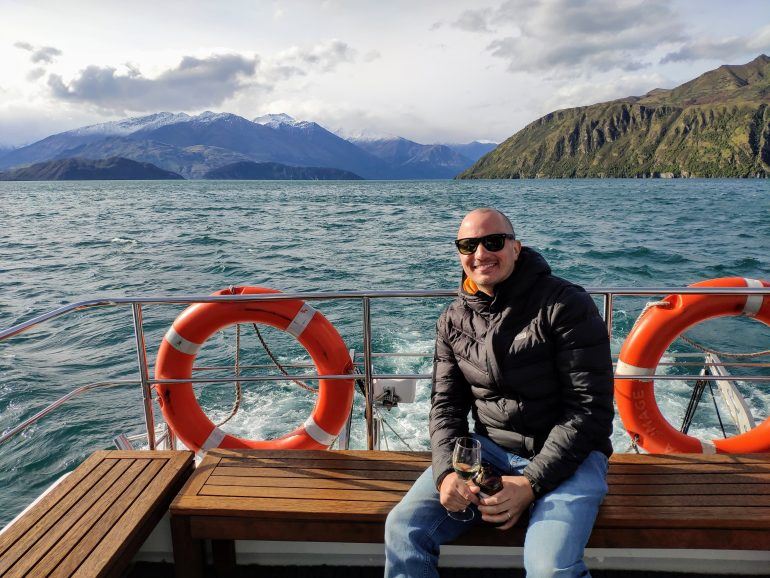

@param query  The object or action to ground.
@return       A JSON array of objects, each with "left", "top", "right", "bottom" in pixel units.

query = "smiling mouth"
[{"left": 473, "top": 262, "right": 498, "bottom": 272}]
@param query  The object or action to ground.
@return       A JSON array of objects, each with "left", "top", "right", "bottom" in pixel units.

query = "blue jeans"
[{"left": 384, "top": 435, "right": 609, "bottom": 578}]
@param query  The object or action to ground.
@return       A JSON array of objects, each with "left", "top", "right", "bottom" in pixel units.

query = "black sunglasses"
[{"left": 454, "top": 233, "right": 515, "bottom": 255}]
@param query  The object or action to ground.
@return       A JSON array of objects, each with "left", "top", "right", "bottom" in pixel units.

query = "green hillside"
[{"left": 459, "top": 55, "right": 770, "bottom": 179}]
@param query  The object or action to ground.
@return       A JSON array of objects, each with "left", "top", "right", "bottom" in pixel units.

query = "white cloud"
[
  {"left": 47, "top": 54, "right": 260, "bottom": 113},
  {"left": 14, "top": 42, "right": 62, "bottom": 64},
  {"left": 480, "top": 0, "right": 685, "bottom": 73},
  {"left": 541, "top": 72, "right": 669, "bottom": 113},
  {"left": 274, "top": 39, "right": 357, "bottom": 72},
  {"left": 452, "top": 9, "right": 495, "bottom": 33},
  {"left": 26, "top": 68, "right": 46, "bottom": 82},
  {"left": 661, "top": 25, "right": 770, "bottom": 63}
]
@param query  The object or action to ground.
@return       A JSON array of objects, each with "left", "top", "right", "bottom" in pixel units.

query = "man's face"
[{"left": 456, "top": 210, "right": 521, "bottom": 295}]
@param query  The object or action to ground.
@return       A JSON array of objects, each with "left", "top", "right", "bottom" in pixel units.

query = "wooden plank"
[
  {"left": 173, "top": 495, "right": 393, "bottom": 520},
  {"left": 73, "top": 452, "right": 194, "bottom": 578},
  {"left": 30, "top": 458, "right": 160, "bottom": 578},
  {"left": 189, "top": 516, "right": 388, "bottom": 544},
  {"left": 596, "top": 506, "right": 770, "bottom": 528},
  {"left": 206, "top": 475, "right": 415, "bottom": 491},
  {"left": 602, "top": 494, "right": 770, "bottom": 507},
  {"left": 608, "top": 462, "right": 770, "bottom": 474},
  {"left": 608, "top": 482, "right": 770, "bottom": 495},
  {"left": 200, "top": 484, "right": 406, "bottom": 502},
  {"left": 586, "top": 527, "right": 770, "bottom": 550},
  {"left": 606, "top": 472, "right": 770, "bottom": 484},
  {"left": 607, "top": 453, "right": 770, "bottom": 465},
  {"left": 0, "top": 451, "right": 107, "bottom": 560},
  {"left": 0, "top": 457, "right": 132, "bottom": 577},
  {"left": 217, "top": 457, "right": 428, "bottom": 471},
  {"left": 206, "top": 466, "right": 422, "bottom": 481}
]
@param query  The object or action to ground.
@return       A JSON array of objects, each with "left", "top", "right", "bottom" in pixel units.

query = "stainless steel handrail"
[
  {"left": 1, "top": 286, "right": 769, "bottom": 450},
  {"left": 3, "top": 287, "right": 768, "bottom": 342},
  {"left": 0, "top": 380, "right": 139, "bottom": 446}
]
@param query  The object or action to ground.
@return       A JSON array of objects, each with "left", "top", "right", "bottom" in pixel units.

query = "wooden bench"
[
  {"left": 169, "top": 449, "right": 770, "bottom": 577},
  {"left": 0, "top": 450, "right": 193, "bottom": 578}
]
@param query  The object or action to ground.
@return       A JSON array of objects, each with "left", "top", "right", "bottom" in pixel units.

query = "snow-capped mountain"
[
  {"left": 253, "top": 113, "right": 301, "bottom": 128},
  {"left": 336, "top": 127, "right": 399, "bottom": 142},
  {"left": 66, "top": 112, "right": 194, "bottom": 137},
  {"left": 0, "top": 111, "right": 488, "bottom": 179}
]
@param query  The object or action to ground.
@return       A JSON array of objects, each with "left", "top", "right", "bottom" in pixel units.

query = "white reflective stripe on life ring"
[
  {"left": 615, "top": 360, "right": 655, "bottom": 382},
  {"left": 743, "top": 278, "right": 764, "bottom": 317},
  {"left": 196, "top": 426, "right": 226, "bottom": 458},
  {"left": 303, "top": 416, "right": 336, "bottom": 446},
  {"left": 286, "top": 303, "right": 317, "bottom": 338},
  {"left": 165, "top": 326, "right": 203, "bottom": 355},
  {"left": 699, "top": 439, "right": 717, "bottom": 454}
]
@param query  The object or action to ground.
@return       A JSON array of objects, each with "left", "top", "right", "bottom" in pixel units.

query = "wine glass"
[{"left": 447, "top": 436, "right": 482, "bottom": 521}]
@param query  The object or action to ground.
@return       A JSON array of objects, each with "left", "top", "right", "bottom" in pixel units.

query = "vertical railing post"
[
  {"left": 362, "top": 297, "right": 375, "bottom": 450},
  {"left": 603, "top": 293, "right": 614, "bottom": 341},
  {"left": 131, "top": 303, "right": 156, "bottom": 450}
]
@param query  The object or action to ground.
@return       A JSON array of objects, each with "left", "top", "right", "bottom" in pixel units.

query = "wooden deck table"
[{"left": 170, "top": 449, "right": 770, "bottom": 577}]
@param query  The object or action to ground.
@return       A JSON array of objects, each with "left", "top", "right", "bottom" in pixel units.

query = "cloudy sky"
[{"left": 1, "top": 0, "right": 769, "bottom": 146}]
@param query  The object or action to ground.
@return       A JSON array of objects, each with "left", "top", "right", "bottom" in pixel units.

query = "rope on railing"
[
  {"left": 216, "top": 323, "right": 243, "bottom": 427},
  {"left": 679, "top": 334, "right": 770, "bottom": 359},
  {"left": 252, "top": 323, "right": 317, "bottom": 393}
]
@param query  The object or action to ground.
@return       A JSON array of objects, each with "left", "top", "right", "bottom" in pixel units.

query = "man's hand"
[
  {"left": 477, "top": 475, "right": 534, "bottom": 530},
  {"left": 439, "top": 472, "right": 480, "bottom": 512}
]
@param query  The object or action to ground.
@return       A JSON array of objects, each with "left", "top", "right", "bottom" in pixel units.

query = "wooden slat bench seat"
[
  {"left": 170, "top": 449, "right": 770, "bottom": 577},
  {"left": 0, "top": 450, "right": 193, "bottom": 578}
]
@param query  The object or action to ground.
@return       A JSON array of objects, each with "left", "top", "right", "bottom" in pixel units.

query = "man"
[{"left": 384, "top": 208, "right": 614, "bottom": 578}]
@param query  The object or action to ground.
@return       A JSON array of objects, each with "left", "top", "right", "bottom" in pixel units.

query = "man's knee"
[{"left": 524, "top": 556, "right": 587, "bottom": 578}]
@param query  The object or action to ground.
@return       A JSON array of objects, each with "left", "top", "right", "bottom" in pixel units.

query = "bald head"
[{"left": 458, "top": 208, "right": 515, "bottom": 239}]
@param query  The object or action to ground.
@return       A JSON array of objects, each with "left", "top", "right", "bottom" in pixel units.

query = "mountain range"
[
  {"left": 460, "top": 55, "right": 770, "bottom": 179},
  {"left": 0, "top": 111, "right": 495, "bottom": 180}
]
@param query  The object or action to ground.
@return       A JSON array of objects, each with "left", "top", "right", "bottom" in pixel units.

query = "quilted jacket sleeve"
[
  {"left": 522, "top": 286, "right": 615, "bottom": 497},
  {"left": 429, "top": 310, "right": 475, "bottom": 489}
]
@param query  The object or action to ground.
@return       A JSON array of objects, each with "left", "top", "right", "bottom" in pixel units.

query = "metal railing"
[{"left": 1, "top": 286, "right": 769, "bottom": 450}]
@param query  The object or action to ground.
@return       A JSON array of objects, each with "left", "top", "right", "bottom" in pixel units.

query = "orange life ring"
[
  {"left": 154, "top": 286, "right": 355, "bottom": 454},
  {"left": 615, "top": 277, "right": 770, "bottom": 453}
]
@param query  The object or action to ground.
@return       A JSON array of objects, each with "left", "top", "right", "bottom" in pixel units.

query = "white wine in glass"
[{"left": 448, "top": 437, "right": 481, "bottom": 521}]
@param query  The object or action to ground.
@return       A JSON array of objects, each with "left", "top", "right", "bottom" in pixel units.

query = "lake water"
[{"left": 0, "top": 178, "right": 768, "bottom": 525}]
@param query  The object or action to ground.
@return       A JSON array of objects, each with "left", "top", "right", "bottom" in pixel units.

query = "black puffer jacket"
[{"left": 429, "top": 247, "right": 614, "bottom": 497}]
